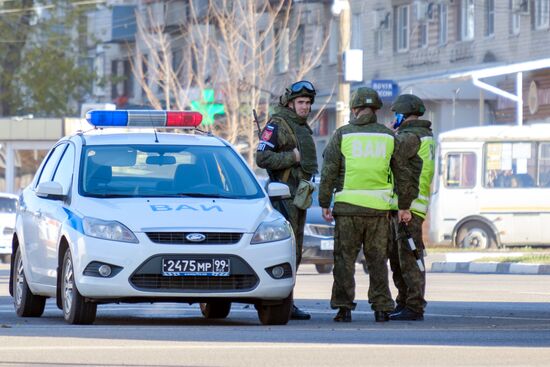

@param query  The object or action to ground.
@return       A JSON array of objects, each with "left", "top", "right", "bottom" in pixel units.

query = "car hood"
[{"left": 73, "top": 197, "right": 276, "bottom": 233}]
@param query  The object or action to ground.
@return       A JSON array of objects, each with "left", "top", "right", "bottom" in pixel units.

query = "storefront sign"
[{"left": 371, "top": 80, "right": 399, "bottom": 100}]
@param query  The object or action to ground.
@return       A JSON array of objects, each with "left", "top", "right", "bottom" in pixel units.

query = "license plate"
[
  {"left": 320, "top": 239, "right": 334, "bottom": 250},
  {"left": 162, "top": 258, "right": 230, "bottom": 276}
]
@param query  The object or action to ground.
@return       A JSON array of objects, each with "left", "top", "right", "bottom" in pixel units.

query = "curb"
[{"left": 431, "top": 262, "right": 550, "bottom": 275}]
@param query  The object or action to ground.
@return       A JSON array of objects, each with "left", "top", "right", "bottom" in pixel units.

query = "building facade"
[{"left": 84, "top": 0, "right": 550, "bottom": 162}]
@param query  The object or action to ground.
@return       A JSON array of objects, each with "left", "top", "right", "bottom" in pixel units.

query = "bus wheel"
[{"left": 456, "top": 222, "right": 497, "bottom": 249}]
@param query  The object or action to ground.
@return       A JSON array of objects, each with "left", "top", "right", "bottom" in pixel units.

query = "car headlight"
[
  {"left": 82, "top": 217, "right": 138, "bottom": 243},
  {"left": 251, "top": 218, "right": 292, "bottom": 244}
]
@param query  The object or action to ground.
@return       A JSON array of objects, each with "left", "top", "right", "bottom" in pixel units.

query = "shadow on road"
[{"left": 2, "top": 294, "right": 550, "bottom": 348}]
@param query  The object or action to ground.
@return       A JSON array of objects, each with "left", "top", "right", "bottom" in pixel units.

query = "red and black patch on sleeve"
[{"left": 257, "top": 123, "right": 278, "bottom": 152}]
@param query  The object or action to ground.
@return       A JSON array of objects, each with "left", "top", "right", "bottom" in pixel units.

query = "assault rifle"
[
  {"left": 399, "top": 222, "right": 425, "bottom": 272},
  {"left": 253, "top": 109, "right": 262, "bottom": 140}
]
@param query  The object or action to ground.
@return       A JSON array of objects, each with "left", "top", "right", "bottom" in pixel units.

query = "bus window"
[
  {"left": 539, "top": 143, "right": 550, "bottom": 187},
  {"left": 485, "top": 142, "right": 536, "bottom": 188},
  {"left": 444, "top": 153, "right": 476, "bottom": 188}
]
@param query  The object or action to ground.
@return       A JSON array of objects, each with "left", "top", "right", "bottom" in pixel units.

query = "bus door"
[
  {"left": 440, "top": 149, "right": 479, "bottom": 228},
  {"left": 480, "top": 142, "right": 544, "bottom": 245}
]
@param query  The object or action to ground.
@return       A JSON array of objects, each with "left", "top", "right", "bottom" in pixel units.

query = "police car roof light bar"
[{"left": 86, "top": 110, "right": 203, "bottom": 128}]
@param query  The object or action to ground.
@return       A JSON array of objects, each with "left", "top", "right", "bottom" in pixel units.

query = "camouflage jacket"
[
  {"left": 256, "top": 105, "right": 318, "bottom": 195},
  {"left": 394, "top": 119, "right": 433, "bottom": 210},
  {"left": 318, "top": 112, "right": 400, "bottom": 216}
]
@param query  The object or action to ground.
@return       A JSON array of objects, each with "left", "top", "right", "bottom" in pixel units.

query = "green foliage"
[{"left": 0, "top": 0, "right": 98, "bottom": 116}]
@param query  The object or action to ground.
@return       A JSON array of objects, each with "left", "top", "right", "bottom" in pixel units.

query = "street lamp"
[{"left": 331, "top": 0, "right": 350, "bottom": 128}]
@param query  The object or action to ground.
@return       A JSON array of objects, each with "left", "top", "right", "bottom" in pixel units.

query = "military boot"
[
  {"left": 374, "top": 311, "right": 390, "bottom": 322},
  {"left": 389, "top": 307, "right": 424, "bottom": 321},
  {"left": 291, "top": 305, "right": 311, "bottom": 320},
  {"left": 392, "top": 303, "right": 406, "bottom": 314},
  {"left": 333, "top": 308, "right": 351, "bottom": 322}
]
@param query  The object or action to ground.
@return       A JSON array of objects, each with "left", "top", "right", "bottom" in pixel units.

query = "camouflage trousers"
[
  {"left": 331, "top": 215, "right": 394, "bottom": 312},
  {"left": 388, "top": 213, "right": 427, "bottom": 314},
  {"left": 273, "top": 198, "right": 306, "bottom": 269}
]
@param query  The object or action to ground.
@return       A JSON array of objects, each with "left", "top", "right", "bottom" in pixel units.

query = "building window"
[
  {"left": 123, "top": 59, "right": 133, "bottom": 98},
  {"left": 396, "top": 5, "right": 409, "bottom": 52},
  {"left": 328, "top": 20, "right": 338, "bottom": 64},
  {"left": 172, "top": 48, "right": 183, "bottom": 79},
  {"left": 141, "top": 54, "right": 148, "bottom": 99},
  {"left": 294, "top": 25, "right": 304, "bottom": 65},
  {"left": 439, "top": 3, "right": 448, "bottom": 45},
  {"left": 275, "top": 27, "right": 289, "bottom": 73},
  {"left": 375, "top": 29, "right": 384, "bottom": 55},
  {"left": 419, "top": 22, "right": 428, "bottom": 48},
  {"left": 111, "top": 60, "right": 118, "bottom": 99},
  {"left": 485, "top": 0, "right": 495, "bottom": 36},
  {"left": 460, "top": 0, "right": 475, "bottom": 41},
  {"left": 351, "top": 13, "right": 362, "bottom": 49},
  {"left": 510, "top": 0, "right": 521, "bottom": 35},
  {"left": 535, "top": 0, "right": 550, "bottom": 29}
]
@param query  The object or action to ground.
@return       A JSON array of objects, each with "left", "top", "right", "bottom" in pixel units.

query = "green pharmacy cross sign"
[{"left": 190, "top": 89, "right": 225, "bottom": 126}]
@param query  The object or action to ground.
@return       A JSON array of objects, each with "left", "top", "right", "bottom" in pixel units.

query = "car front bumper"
[{"left": 70, "top": 231, "right": 295, "bottom": 301}]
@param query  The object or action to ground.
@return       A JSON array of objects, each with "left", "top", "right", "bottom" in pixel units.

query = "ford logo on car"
[{"left": 186, "top": 233, "right": 206, "bottom": 242}]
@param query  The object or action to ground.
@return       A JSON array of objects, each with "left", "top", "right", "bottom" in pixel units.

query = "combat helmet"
[
  {"left": 391, "top": 94, "right": 426, "bottom": 116},
  {"left": 350, "top": 87, "right": 383, "bottom": 110},
  {"left": 280, "top": 80, "right": 316, "bottom": 106}
]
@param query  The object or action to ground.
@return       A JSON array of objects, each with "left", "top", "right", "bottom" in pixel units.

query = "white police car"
[
  {"left": 0, "top": 192, "right": 18, "bottom": 263},
  {"left": 9, "top": 110, "right": 295, "bottom": 325}
]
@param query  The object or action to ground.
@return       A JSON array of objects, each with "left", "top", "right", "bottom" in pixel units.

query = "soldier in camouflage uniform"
[
  {"left": 388, "top": 94, "right": 435, "bottom": 321},
  {"left": 256, "top": 80, "right": 318, "bottom": 320},
  {"left": 319, "top": 87, "right": 405, "bottom": 323}
]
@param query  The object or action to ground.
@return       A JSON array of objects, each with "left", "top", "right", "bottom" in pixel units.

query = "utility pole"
[{"left": 332, "top": 0, "right": 350, "bottom": 128}]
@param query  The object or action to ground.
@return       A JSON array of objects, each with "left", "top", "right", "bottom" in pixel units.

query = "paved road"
[{"left": 1, "top": 263, "right": 550, "bottom": 366}]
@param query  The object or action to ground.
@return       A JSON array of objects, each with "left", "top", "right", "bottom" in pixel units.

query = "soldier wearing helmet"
[
  {"left": 256, "top": 80, "right": 318, "bottom": 320},
  {"left": 319, "top": 87, "right": 403, "bottom": 323},
  {"left": 387, "top": 94, "right": 435, "bottom": 321}
]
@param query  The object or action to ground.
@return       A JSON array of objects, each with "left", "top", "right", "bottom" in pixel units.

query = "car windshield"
[
  {"left": 0, "top": 197, "right": 17, "bottom": 213},
  {"left": 79, "top": 144, "right": 264, "bottom": 199}
]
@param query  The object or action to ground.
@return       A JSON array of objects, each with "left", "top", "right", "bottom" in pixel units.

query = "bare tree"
[{"left": 134, "top": 0, "right": 330, "bottom": 165}]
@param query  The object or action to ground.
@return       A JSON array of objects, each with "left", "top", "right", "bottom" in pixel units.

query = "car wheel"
[
  {"left": 62, "top": 250, "right": 97, "bottom": 325},
  {"left": 200, "top": 301, "right": 231, "bottom": 319},
  {"left": 257, "top": 292, "right": 292, "bottom": 325},
  {"left": 12, "top": 247, "right": 46, "bottom": 317},
  {"left": 362, "top": 262, "right": 369, "bottom": 274},
  {"left": 315, "top": 264, "right": 333, "bottom": 274},
  {"left": 456, "top": 221, "right": 497, "bottom": 249}
]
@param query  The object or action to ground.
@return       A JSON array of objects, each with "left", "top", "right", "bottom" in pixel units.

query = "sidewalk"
[{"left": 428, "top": 251, "right": 550, "bottom": 275}]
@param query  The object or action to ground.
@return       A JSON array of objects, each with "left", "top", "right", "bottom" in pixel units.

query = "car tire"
[
  {"left": 62, "top": 250, "right": 97, "bottom": 325},
  {"left": 314, "top": 264, "right": 333, "bottom": 274},
  {"left": 456, "top": 221, "right": 497, "bottom": 249},
  {"left": 257, "top": 292, "right": 292, "bottom": 325},
  {"left": 12, "top": 247, "right": 46, "bottom": 317},
  {"left": 200, "top": 301, "right": 231, "bottom": 319}
]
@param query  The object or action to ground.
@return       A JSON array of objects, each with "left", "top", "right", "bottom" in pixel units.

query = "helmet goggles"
[{"left": 290, "top": 80, "right": 315, "bottom": 94}]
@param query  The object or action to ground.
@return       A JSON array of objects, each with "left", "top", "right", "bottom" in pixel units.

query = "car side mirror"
[
  {"left": 36, "top": 181, "right": 66, "bottom": 200},
  {"left": 267, "top": 182, "right": 291, "bottom": 200}
]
